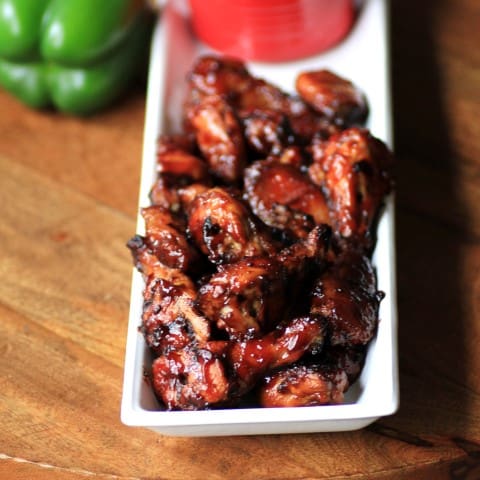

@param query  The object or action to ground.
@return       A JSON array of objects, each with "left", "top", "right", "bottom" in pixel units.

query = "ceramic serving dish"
[{"left": 121, "top": 0, "right": 399, "bottom": 436}]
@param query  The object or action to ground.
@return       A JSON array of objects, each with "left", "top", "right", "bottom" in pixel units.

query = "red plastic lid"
[{"left": 188, "top": 0, "right": 355, "bottom": 62}]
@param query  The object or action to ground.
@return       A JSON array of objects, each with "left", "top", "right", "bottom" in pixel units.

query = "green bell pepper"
[{"left": 0, "top": 0, "right": 153, "bottom": 115}]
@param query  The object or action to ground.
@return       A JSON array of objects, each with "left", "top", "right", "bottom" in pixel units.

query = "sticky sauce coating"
[{"left": 127, "top": 55, "right": 394, "bottom": 410}]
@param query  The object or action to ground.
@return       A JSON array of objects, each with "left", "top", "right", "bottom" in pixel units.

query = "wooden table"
[{"left": 1, "top": 1, "right": 479, "bottom": 478}]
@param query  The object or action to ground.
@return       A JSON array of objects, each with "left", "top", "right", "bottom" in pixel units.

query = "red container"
[{"left": 188, "top": 0, "right": 355, "bottom": 62}]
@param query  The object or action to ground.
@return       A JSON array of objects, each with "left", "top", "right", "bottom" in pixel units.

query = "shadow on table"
[{"left": 378, "top": 0, "right": 473, "bottom": 441}]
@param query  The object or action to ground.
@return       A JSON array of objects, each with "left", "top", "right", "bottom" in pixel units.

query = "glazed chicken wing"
[
  {"left": 309, "top": 127, "right": 393, "bottom": 244},
  {"left": 141, "top": 263, "right": 228, "bottom": 409},
  {"left": 152, "top": 346, "right": 229, "bottom": 410},
  {"left": 244, "top": 160, "right": 330, "bottom": 240},
  {"left": 188, "top": 95, "right": 246, "bottom": 183},
  {"left": 142, "top": 274, "right": 210, "bottom": 355},
  {"left": 296, "top": 70, "right": 368, "bottom": 127},
  {"left": 260, "top": 345, "right": 366, "bottom": 407},
  {"left": 228, "top": 316, "right": 326, "bottom": 396},
  {"left": 128, "top": 205, "right": 200, "bottom": 273},
  {"left": 150, "top": 135, "right": 210, "bottom": 211},
  {"left": 186, "top": 55, "right": 252, "bottom": 101},
  {"left": 311, "top": 251, "right": 384, "bottom": 346},
  {"left": 187, "top": 187, "right": 276, "bottom": 264},
  {"left": 196, "top": 256, "right": 287, "bottom": 336},
  {"left": 260, "top": 364, "right": 348, "bottom": 407}
]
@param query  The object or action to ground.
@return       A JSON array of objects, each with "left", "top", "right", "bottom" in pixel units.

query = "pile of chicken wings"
[{"left": 128, "top": 55, "right": 394, "bottom": 410}]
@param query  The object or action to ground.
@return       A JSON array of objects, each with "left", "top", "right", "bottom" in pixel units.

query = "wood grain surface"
[{"left": 1, "top": 0, "right": 479, "bottom": 478}]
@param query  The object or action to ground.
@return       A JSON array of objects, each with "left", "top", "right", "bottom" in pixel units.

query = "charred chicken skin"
[{"left": 127, "top": 55, "right": 394, "bottom": 410}]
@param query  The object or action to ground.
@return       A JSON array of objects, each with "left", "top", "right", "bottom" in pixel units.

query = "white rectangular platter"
[{"left": 121, "top": 0, "right": 399, "bottom": 436}]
